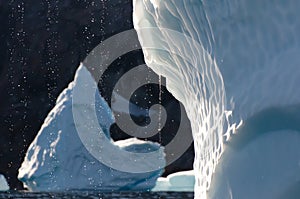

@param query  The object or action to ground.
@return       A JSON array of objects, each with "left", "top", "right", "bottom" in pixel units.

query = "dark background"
[{"left": 0, "top": 0, "right": 193, "bottom": 189}]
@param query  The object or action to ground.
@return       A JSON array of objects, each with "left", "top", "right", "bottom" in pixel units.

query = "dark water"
[{"left": 0, "top": 191, "right": 194, "bottom": 199}]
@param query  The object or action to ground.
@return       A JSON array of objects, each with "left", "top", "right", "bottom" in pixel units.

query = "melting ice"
[{"left": 133, "top": 0, "right": 300, "bottom": 198}]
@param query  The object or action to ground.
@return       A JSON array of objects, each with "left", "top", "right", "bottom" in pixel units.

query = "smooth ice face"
[
  {"left": 133, "top": 0, "right": 300, "bottom": 198},
  {"left": 208, "top": 130, "right": 300, "bottom": 199},
  {"left": 18, "top": 65, "right": 165, "bottom": 191}
]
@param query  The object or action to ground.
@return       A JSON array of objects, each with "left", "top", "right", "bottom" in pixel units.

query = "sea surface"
[{"left": 0, "top": 191, "right": 194, "bottom": 199}]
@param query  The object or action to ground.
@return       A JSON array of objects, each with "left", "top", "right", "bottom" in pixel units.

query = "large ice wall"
[
  {"left": 18, "top": 65, "right": 165, "bottom": 191},
  {"left": 133, "top": 1, "right": 228, "bottom": 197},
  {"left": 133, "top": 0, "right": 300, "bottom": 198}
]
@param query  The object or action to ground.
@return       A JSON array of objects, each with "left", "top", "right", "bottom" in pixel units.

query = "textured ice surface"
[
  {"left": 133, "top": 1, "right": 228, "bottom": 197},
  {"left": 18, "top": 65, "right": 165, "bottom": 191},
  {"left": 152, "top": 170, "right": 195, "bottom": 192},
  {"left": 206, "top": 0, "right": 300, "bottom": 121},
  {"left": 0, "top": 175, "right": 9, "bottom": 191},
  {"left": 133, "top": 0, "right": 300, "bottom": 198}
]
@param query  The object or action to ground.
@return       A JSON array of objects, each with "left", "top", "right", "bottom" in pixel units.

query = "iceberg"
[
  {"left": 133, "top": 0, "right": 300, "bottom": 198},
  {"left": 18, "top": 65, "right": 165, "bottom": 191},
  {"left": 133, "top": 1, "right": 228, "bottom": 197},
  {"left": 152, "top": 170, "right": 195, "bottom": 192},
  {"left": 0, "top": 174, "right": 9, "bottom": 191}
]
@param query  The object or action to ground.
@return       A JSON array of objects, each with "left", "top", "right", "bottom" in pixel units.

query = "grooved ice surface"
[
  {"left": 134, "top": 1, "right": 227, "bottom": 197},
  {"left": 18, "top": 65, "right": 164, "bottom": 191},
  {"left": 133, "top": 0, "right": 300, "bottom": 198}
]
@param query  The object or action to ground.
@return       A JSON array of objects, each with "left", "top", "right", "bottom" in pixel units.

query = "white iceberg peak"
[{"left": 18, "top": 64, "right": 165, "bottom": 191}]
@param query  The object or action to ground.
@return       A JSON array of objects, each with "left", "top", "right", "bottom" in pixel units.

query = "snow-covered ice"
[
  {"left": 152, "top": 170, "right": 194, "bottom": 192},
  {"left": 18, "top": 64, "right": 165, "bottom": 191}
]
